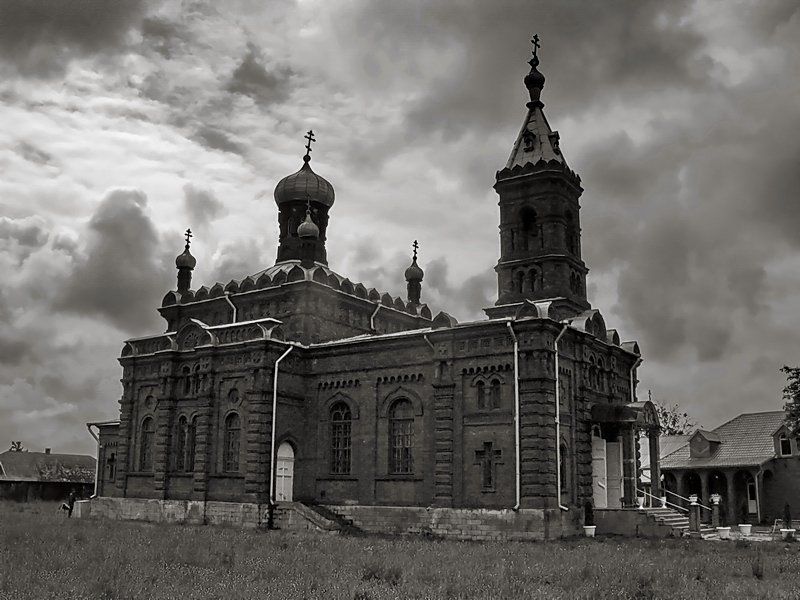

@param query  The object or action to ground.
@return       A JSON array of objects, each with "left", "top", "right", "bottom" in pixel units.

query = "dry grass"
[{"left": 2, "top": 502, "right": 800, "bottom": 599}]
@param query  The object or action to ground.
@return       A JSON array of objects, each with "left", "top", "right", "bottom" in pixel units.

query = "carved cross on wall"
[{"left": 474, "top": 441, "right": 503, "bottom": 491}]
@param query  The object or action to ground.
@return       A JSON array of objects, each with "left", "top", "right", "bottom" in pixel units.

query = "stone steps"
[{"left": 640, "top": 506, "right": 715, "bottom": 537}]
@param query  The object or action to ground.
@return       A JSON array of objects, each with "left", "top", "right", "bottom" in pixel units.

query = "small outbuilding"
[
  {"left": 0, "top": 449, "right": 95, "bottom": 501},
  {"left": 660, "top": 411, "right": 800, "bottom": 525}
]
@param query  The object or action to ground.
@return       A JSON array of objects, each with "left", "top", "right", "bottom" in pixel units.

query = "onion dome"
[
  {"left": 297, "top": 209, "right": 320, "bottom": 239},
  {"left": 404, "top": 240, "right": 424, "bottom": 281},
  {"left": 176, "top": 247, "right": 196, "bottom": 269},
  {"left": 404, "top": 258, "right": 423, "bottom": 281},
  {"left": 274, "top": 156, "right": 335, "bottom": 208}
]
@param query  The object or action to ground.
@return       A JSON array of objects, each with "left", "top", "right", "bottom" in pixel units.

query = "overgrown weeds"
[{"left": 2, "top": 505, "right": 799, "bottom": 599}]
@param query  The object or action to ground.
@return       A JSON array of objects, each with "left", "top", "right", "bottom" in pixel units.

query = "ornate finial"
[
  {"left": 529, "top": 34, "right": 541, "bottom": 67},
  {"left": 412, "top": 240, "right": 419, "bottom": 262},
  {"left": 303, "top": 129, "right": 316, "bottom": 162},
  {"left": 524, "top": 34, "right": 545, "bottom": 106},
  {"left": 184, "top": 228, "right": 193, "bottom": 250}
]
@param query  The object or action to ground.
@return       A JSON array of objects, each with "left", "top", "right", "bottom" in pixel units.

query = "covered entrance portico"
[
  {"left": 662, "top": 466, "right": 762, "bottom": 524},
  {"left": 591, "top": 401, "right": 660, "bottom": 508}
]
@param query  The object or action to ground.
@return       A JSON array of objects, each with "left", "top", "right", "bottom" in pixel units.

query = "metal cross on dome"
[
  {"left": 184, "top": 228, "right": 193, "bottom": 249},
  {"left": 531, "top": 34, "right": 540, "bottom": 59},
  {"left": 303, "top": 130, "right": 316, "bottom": 159},
  {"left": 412, "top": 240, "right": 419, "bottom": 261}
]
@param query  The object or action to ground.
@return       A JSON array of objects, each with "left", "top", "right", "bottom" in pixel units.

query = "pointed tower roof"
[
  {"left": 504, "top": 105, "right": 564, "bottom": 170},
  {"left": 497, "top": 36, "right": 580, "bottom": 186}
]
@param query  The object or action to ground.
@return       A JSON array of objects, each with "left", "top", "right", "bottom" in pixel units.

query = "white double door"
[
  {"left": 275, "top": 442, "right": 295, "bottom": 502},
  {"left": 592, "top": 435, "right": 623, "bottom": 509}
]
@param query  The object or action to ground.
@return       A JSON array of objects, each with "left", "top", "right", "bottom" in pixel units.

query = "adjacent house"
[
  {"left": 0, "top": 449, "right": 95, "bottom": 501},
  {"left": 660, "top": 411, "right": 800, "bottom": 525}
]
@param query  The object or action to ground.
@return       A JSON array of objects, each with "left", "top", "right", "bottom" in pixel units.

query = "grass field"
[{"left": 2, "top": 502, "right": 800, "bottom": 599}]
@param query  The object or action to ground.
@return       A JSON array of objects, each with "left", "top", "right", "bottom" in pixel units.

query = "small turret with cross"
[
  {"left": 404, "top": 240, "right": 424, "bottom": 305},
  {"left": 175, "top": 227, "right": 197, "bottom": 294}
]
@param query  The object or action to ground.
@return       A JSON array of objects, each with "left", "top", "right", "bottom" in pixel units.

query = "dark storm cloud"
[
  {"left": 15, "top": 141, "right": 55, "bottom": 166},
  {"left": 0, "top": 216, "right": 49, "bottom": 248},
  {"left": 192, "top": 126, "right": 246, "bottom": 155},
  {"left": 327, "top": 0, "right": 706, "bottom": 173},
  {"left": 58, "top": 189, "right": 171, "bottom": 333},
  {"left": 183, "top": 183, "right": 227, "bottom": 229},
  {"left": 0, "top": 0, "right": 147, "bottom": 77},
  {"left": 424, "top": 258, "right": 495, "bottom": 321},
  {"left": 208, "top": 238, "right": 269, "bottom": 284},
  {"left": 226, "top": 42, "right": 294, "bottom": 106},
  {"left": 141, "top": 15, "right": 186, "bottom": 59}
]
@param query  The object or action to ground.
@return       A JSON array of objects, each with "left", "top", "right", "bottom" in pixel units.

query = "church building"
[{"left": 88, "top": 39, "right": 660, "bottom": 539}]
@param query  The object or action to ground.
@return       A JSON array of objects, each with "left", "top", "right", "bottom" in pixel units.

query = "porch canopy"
[{"left": 591, "top": 400, "right": 661, "bottom": 503}]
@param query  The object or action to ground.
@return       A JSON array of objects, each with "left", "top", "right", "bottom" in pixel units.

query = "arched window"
[
  {"left": 560, "top": 441, "right": 571, "bottom": 502},
  {"left": 595, "top": 359, "right": 602, "bottom": 391},
  {"left": 106, "top": 452, "right": 116, "bottom": 481},
  {"left": 175, "top": 416, "right": 188, "bottom": 471},
  {"left": 228, "top": 387, "right": 240, "bottom": 403},
  {"left": 476, "top": 381, "right": 486, "bottom": 409},
  {"left": 186, "top": 416, "right": 197, "bottom": 472},
  {"left": 528, "top": 270, "right": 536, "bottom": 293},
  {"left": 520, "top": 207, "right": 537, "bottom": 251},
  {"left": 192, "top": 365, "right": 201, "bottom": 395},
  {"left": 139, "top": 416, "right": 154, "bottom": 472},
  {"left": 565, "top": 211, "right": 576, "bottom": 254},
  {"left": 389, "top": 399, "right": 414, "bottom": 474},
  {"left": 223, "top": 413, "right": 241, "bottom": 472},
  {"left": 182, "top": 366, "right": 191, "bottom": 395},
  {"left": 516, "top": 271, "right": 524, "bottom": 294},
  {"left": 490, "top": 379, "right": 502, "bottom": 409},
  {"left": 330, "top": 402, "right": 352, "bottom": 475}
]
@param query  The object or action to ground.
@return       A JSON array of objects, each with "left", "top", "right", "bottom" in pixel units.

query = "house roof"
[
  {"left": 0, "top": 451, "right": 95, "bottom": 483},
  {"left": 661, "top": 411, "right": 786, "bottom": 470},
  {"left": 639, "top": 435, "right": 691, "bottom": 482}
]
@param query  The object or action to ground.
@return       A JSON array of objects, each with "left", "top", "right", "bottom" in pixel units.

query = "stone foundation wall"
[
  {"left": 77, "top": 498, "right": 581, "bottom": 539},
  {"left": 78, "top": 497, "right": 267, "bottom": 528},
  {"left": 327, "top": 504, "right": 579, "bottom": 540}
]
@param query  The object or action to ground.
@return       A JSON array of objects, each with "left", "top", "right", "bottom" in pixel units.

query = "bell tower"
[{"left": 489, "top": 36, "right": 589, "bottom": 318}]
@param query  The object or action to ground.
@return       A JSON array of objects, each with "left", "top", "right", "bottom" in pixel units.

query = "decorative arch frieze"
[{"left": 176, "top": 322, "right": 213, "bottom": 351}]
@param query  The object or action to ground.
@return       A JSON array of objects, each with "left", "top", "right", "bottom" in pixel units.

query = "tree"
[
  {"left": 650, "top": 393, "right": 697, "bottom": 435},
  {"left": 781, "top": 365, "right": 800, "bottom": 434},
  {"left": 9, "top": 441, "right": 25, "bottom": 452}
]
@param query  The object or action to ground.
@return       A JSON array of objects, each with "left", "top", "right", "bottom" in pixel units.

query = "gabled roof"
[
  {"left": 0, "top": 451, "right": 95, "bottom": 483},
  {"left": 692, "top": 429, "right": 721, "bottom": 443},
  {"left": 661, "top": 411, "right": 787, "bottom": 470}
]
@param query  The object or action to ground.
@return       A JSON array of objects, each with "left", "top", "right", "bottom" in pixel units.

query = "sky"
[{"left": 1, "top": 0, "right": 799, "bottom": 456}]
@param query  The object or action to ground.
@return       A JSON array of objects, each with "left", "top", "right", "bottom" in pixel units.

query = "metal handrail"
[
  {"left": 636, "top": 488, "right": 688, "bottom": 513},
  {"left": 664, "top": 488, "right": 712, "bottom": 512}
]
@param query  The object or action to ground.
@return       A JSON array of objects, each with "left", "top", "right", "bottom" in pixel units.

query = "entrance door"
[
  {"left": 276, "top": 442, "right": 295, "bottom": 502},
  {"left": 606, "top": 442, "right": 623, "bottom": 509},
  {"left": 747, "top": 481, "right": 757, "bottom": 514},
  {"left": 592, "top": 435, "right": 608, "bottom": 508}
]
